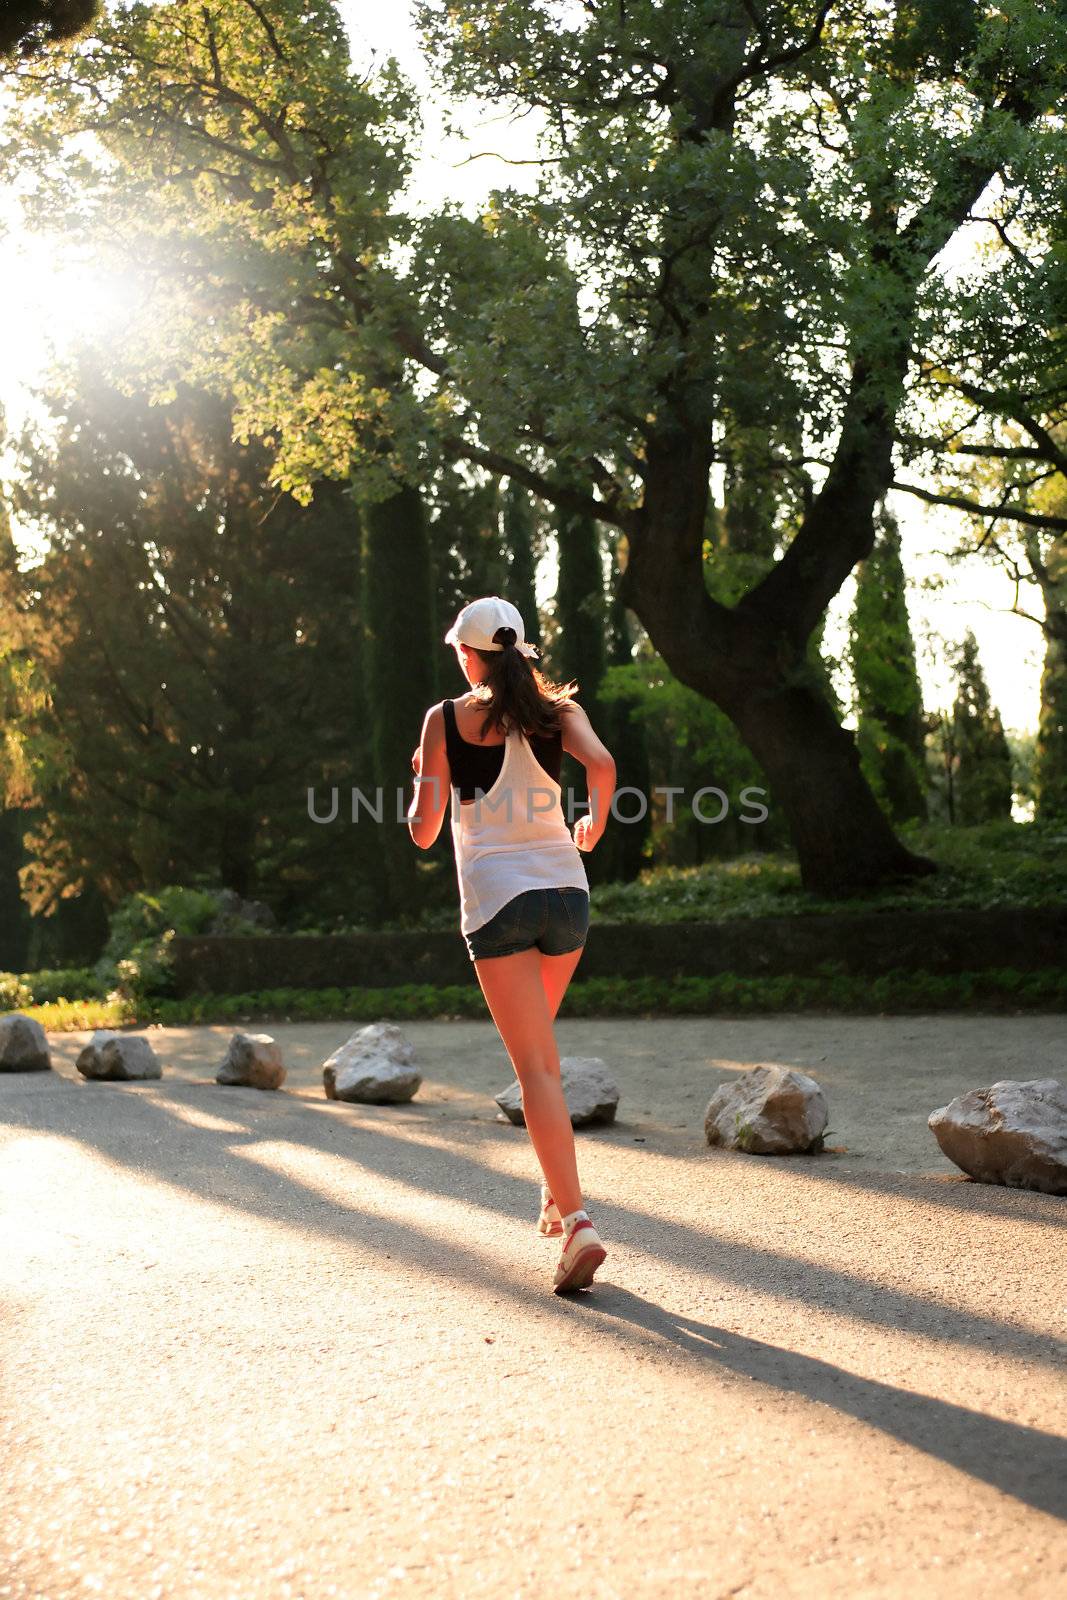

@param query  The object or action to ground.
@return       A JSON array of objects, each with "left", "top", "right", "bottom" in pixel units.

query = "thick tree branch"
[
  {"left": 890, "top": 478, "right": 1067, "bottom": 533},
  {"left": 443, "top": 436, "right": 638, "bottom": 533},
  {"left": 733, "top": 67, "right": 1059, "bottom": 645}
]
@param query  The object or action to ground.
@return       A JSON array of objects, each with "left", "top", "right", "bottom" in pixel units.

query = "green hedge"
[{"left": 128, "top": 966, "right": 1067, "bottom": 1026}]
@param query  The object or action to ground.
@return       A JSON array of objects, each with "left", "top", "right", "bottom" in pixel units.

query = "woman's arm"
[
  {"left": 559, "top": 700, "right": 616, "bottom": 852},
  {"left": 407, "top": 703, "right": 451, "bottom": 850}
]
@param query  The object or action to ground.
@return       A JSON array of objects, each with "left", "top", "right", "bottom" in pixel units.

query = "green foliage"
[
  {"left": 849, "top": 510, "right": 927, "bottom": 822},
  {"left": 582, "top": 819, "right": 1067, "bottom": 923},
  {"left": 6, "top": 0, "right": 1062, "bottom": 516},
  {"left": 16, "top": 965, "right": 100, "bottom": 1004},
  {"left": 0, "top": 2, "right": 97, "bottom": 59},
  {"left": 951, "top": 631, "right": 1014, "bottom": 824},
  {"left": 1, "top": 375, "right": 369, "bottom": 922},
  {"left": 20, "top": 966, "right": 1065, "bottom": 1029},
  {"left": 733, "top": 1113, "right": 758, "bottom": 1152},
  {"left": 10, "top": 995, "right": 130, "bottom": 1031},
  {"left": 553, "top": 493, "right": 606, "bottom": 712},
  {"left": 595, "top": 567, "right": 651, "bottom": 882},
  {"left": 501, "top": 481, "right": 541, "bottom": 647},
  {"left": 4, "top": 0, "right": 419, "bottom": 502},
  {"left": 597, "top": 650, "right": 788, "bottom": 865},
  {"left": 94, "top": 885, "right": 219, "bottom": 1000},
  {"left": 5, "top": 0, "right": 1066, "bottom": 893},
  {"left": 1036, "top": 625, "right": 1067, "bottom": 819},
  {"left": 0, "top": 972, "right": 33, "bottom": 1009},
  {"left": 361, "top": 482, "right": 440, "bottom": 916}
]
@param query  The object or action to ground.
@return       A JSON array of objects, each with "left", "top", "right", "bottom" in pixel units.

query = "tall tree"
[
  {"left": 1036, "top": 582, "right": 1067, "bottom": 818},
  {"left": 501, "top": 480, "right": 541, "bottom": 647},
  {"left": 361, "top": 483, "right": 439, "bottom": 917},
  {"left": 6, "top": 0, "right": 1065, "bottom": 889},
  {"left": 596, "top": 563, "right": 652, "bottom": 881},
  {"left": 552, "top": 493, "right": 608, "bottom": 858},
  {"left": 951, "top": 631, "right": 1014, "bottom": 824},
  {"left": 1, "top": 370, "right": 371, "bottom": 923},
  {"left": 553, "top": 496, "right": 606, "bottom": 719},
  {"left": 430, "top": 466, "right": 506, "bottom": 642},
  {"left": 849, "top": 508, "right": 927, "bottom": 822}
]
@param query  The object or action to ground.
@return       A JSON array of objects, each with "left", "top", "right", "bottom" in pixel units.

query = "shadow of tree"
[{"left": 2, "top": 1069, "right": 1063, "bottom": 1523}]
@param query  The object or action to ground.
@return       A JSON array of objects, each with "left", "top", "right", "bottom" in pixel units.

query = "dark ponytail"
[{"left": 470, "top": 625, "right": 577, "bottom": 740}]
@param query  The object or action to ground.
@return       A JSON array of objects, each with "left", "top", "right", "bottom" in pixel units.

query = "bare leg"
[
  {"left": 539, "top": 944, "right": 585, "bottom": 1020},
  {"left": 474, "top": 947, "right": 583, "bottom": 1218}
]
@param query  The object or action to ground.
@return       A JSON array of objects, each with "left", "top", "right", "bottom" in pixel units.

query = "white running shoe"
[
  {"left": 538, "top": 1185, "right": 563, "bottom": 1237},
  {"left": 552, "top": 1213, "right": 607, "bottom": 1294}
]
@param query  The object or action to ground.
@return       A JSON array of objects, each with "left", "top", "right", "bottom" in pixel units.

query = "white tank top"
[{"left": 451, "top": 720, "right": 589, "bottom": 935}]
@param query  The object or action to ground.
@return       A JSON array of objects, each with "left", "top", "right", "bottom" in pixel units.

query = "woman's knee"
[{"left": 513, "top": 1052, "right": 561, "bottom": 1086}]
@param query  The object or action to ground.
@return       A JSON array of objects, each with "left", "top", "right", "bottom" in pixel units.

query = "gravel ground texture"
[{"left": 2, "top": 1013, "right": 1065, "bottom": 1599}]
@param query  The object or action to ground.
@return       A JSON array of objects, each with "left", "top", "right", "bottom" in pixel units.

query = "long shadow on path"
[
  {"left": 2, "top": 1073, "right": 1064, "bottom": 1523},
  {"left": 571, "top": 1287, "right": 1067, "bottom": 1523}
]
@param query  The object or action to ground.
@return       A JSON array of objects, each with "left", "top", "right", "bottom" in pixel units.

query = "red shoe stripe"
[{"left": 554, "top": 1244, "right": 607, "bottom": 1293}]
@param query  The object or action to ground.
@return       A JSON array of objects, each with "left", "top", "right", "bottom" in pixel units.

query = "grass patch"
[{"left": 584, "top": 819, "right": 1067, "bottom": 925}]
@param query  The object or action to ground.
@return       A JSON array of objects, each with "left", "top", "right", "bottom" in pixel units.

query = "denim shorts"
[{"left": 465, "top": 887, "right": 590, "bottom": 962}]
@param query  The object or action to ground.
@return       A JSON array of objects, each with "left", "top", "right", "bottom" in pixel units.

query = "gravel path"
[{"left": 2, "top": 1014, "right": 1065, "bottom": 1598}]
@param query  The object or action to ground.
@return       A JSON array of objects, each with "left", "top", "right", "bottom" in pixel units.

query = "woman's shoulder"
[{"left": 421, "top": 700, "right": 449, "bottom": 736}]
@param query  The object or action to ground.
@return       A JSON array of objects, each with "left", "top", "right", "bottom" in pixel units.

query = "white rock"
[
  {"left": 495, "top": 1056, "right": 620, "bottom": 1128},
  {"left": 704, "top": 1064, "right": 827, "bottom": 1154},
  {"left": 323, "top": 1022, "right": 421, "bottom": 1104},
  {"left": 929, "top": 1077, "right": 1067, "bottom": 1195},
  {"left": 76, "top": 1031, "right": 162, "bottom": 1081},
  {"left": 0, "top": 1013, "right": 51, "bottom": 1073},
  {"left": 217, "top": 1032, "right": 286, "bottom": 1091}
]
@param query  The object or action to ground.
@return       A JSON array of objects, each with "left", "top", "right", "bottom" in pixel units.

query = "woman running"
[{"left": 407, "top": 595, "right": 616, "bottom": 1293}]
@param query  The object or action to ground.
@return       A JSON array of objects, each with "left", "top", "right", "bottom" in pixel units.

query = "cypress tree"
[
  {"left": 502, "top": 480, "right": 541, "bottom": 645},
  {"left": 848, "top": 508, "right": 927, "bottom": 822},
  {"left": 552, "top": 490, "right": 608, "bottom": 862},
  {"left": 553, "top": 495, "right": 606, "bottom": 717},
  {"left": 1035, "top": 546, "right": 1067, "bottom": 818},
  {"left": 596, "top": 561, "right": 652, "bottom": 881},
  {"left": 361, "top": 482, "right": 438, "bottom": 918},
  {"left": 430, "top": 466, "right": 508, "bottom": 667},
  {"left": 951, "top": 631, "right": 1013, "bottom": 824}
]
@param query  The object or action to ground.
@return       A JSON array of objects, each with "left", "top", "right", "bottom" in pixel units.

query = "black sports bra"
[{"left": 442, "top": 698, "right": 563, "bottom": 801}]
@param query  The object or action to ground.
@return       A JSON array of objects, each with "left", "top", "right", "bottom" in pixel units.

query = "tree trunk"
[
  {"left": 621, "top": 434, "right": 935, "bottom": 895},
  {"left": 727, "top": 675, "right": 935, "bottom": 893}
]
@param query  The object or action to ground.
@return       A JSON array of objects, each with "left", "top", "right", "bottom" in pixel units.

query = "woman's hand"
[
  {"left": 573, "top": 814, "right": 603, "bottom": 853},
  {"left": 411, "top": 744, "right": 422, "bottom": 776}
]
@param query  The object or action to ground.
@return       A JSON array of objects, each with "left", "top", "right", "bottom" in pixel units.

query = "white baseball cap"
[{"left": 444, "top": 596, "right": 541, "bottom": 658}]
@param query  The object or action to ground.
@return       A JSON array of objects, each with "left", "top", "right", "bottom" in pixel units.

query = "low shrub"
[{"left": 0, "top": 972, "right": 33, "bottom": 1010}]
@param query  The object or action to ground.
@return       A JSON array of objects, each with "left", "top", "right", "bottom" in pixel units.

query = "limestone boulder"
[
  {"left": 704, "top": 1064, "right": 827, "bottom": 1154},
  {"left": 928, "top": 1077, "right": 1067, "bottom": 1195},
  {"left": 495, "top": 1056, "right": 620, "bottom": 1128},
  {"left": 76, "top": 1031, "right": 162, "bottom": 1081},
  {"left": 323, "top": 1022, "right": 421, "bottom": 1104},
  {"left": 217, "top": 1032, "right": 286, "bottom": 1091},
  {"left": 0, "top": 1013, "right": 51, "bottom": 1073}
]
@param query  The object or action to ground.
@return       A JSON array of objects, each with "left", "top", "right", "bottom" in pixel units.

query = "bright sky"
[{"left": 0, "top": 1, "right": 1046, "bottom": 734}]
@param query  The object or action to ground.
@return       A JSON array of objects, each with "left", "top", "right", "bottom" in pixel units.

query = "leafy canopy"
[{"left": 2, "top": 0, "right": 1065, "bottom": 532}]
